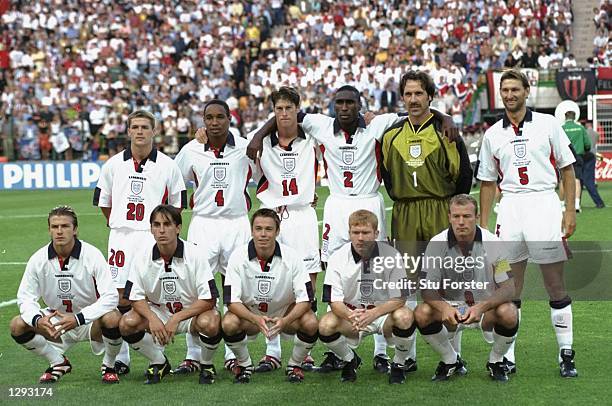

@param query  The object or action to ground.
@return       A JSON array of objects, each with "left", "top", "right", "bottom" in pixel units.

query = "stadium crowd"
[{"left": 0, "top": 0, "right": 606, "bottom": 161}]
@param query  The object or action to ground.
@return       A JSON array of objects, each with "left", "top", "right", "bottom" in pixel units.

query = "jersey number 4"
[
  {"left": 282, "top": 178, "right": 298, "bottom": 196},
  {"left": 126, "top": 203, "right": 145, "bottom": 221},
  {"left": 518, "top": 167, "right": 529, "bottom": 185},
  {"left": 215, "top": 190, "right": 225, "bottom": 206}
]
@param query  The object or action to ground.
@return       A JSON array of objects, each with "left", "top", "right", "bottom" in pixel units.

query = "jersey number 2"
[
  {"left": 343, "top": 171, "right": 353, "bottom": 188},
  {"left": 518, "top": 167, "right": 529, "bottom": 185}
]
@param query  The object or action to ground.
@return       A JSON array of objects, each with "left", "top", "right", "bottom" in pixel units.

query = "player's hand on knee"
[
  {"left": 442, "top": 307, "right": 460, "bottom": 327},
  {"left": 148, "top": 317, "right": 169, "bottom": 345},
  {"left": 52, "top": 311, "right": 78, "bottom": 335},
  {"left": 267, "top": 317, "right": 285, "bottom": 338},
  {"left": 37, "top": 311, "right": 60, "bottom": 339},
  {"left": 254, "top": 315, "right": 272, "bottom": 338},
  {"left": 165, "top": 317, "right": 179, "bottom": 344},
  {"left": 461, "top": 305, "right": 483, "bottom": 325},
  {"left": 194, "top": 127, "right": 208, "bottom": 144}
]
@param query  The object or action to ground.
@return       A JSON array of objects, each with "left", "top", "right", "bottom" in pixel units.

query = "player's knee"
[
  {"left": 221, "top": 312, "right": 240, "bottom": 335},
  {"left": 413, "top": 303, "right": 434, "bottom": 326},
  {"left": 300, "top": 312, "right": 319, "bottom": 335},
  {"left": 392, "top": 308, "right": 414, "bottom": 329},
  {"left": 118, "top": 312, "right": 140, "bottom": 335},
  {"left": 196, "top": 311, "right": 220, "bottom": 335},
  {"left": 496, "top": 303, "right": 518, "bottom": 327},
  {"left": 100, "top": 310, "right": 121, "bottom": 328},
  {"left": 9, "top": 315, "right": 29, "bottom": 336},
  {"left": 318, "top": 312, "right": 338, "bottom": 336}
]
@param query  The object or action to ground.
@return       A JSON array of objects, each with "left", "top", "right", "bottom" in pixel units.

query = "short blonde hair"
[
  {"left": 348, "top": 209, "right": 378, "bottom": 230},
  {"left": 127, "top": 109, "right": 156, "bottom": 130}
]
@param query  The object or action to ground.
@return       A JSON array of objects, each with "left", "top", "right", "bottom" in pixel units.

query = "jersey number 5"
[{"left": 518, "top": 167, "right": 529, "bottom": 185}]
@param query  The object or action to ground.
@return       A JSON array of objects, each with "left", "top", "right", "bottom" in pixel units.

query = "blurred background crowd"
[{"left": 0, "top": 0, "right": 610, "bottom": 161}]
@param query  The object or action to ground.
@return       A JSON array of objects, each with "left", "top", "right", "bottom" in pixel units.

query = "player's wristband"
[
  {"left": 75, "top": 312, "right": 86, "bottom": 326},
  {"left": 32, "top": 314, "right": 42, "bottom": 328}
]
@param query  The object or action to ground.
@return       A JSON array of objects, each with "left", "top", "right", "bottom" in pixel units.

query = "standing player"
[
  {"left": 249, "top": 87, "right": 321, "bottom": 372},
  {"left": 381, "top": 70, "right": 472, "bottom": 243},
  {"left": 119, "top": 205, "right": 221, "bottom": 384},
  {"left": 247, "top": 85, "right": 456, "bottom": 372},
  {"left": 174, "top": 100, "right": 252, "bottom": 374},
  {"left": 319, "top": 210, "right": 415, "bottom": 384},
  {"left": 93, "top": 110, "right": 187, "bottom": 374},
  {"left": 561, "top": 109, "right": 591, "bottom": 212},
  {"left": 416, "top": 194, "right": 518, "bottom": 382},
  {"left": 222, "top": 209, "right": 318, "bottom": 384},
  {"left": 10, "top": 206, "right": 122, "bottom": 384},
  {"left": 478, "top": 69, "right": 578, "bottom": 377}
]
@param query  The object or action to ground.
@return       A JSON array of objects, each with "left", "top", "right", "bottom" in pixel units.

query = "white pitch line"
[
  {"left": 0, "top": 262, "right": 26, "bottom": 265},
  {"left": 0, "top": 299, "right": 17, "bottom": 308}
]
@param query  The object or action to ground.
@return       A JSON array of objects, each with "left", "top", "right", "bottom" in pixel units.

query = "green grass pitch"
[{"left": 1, "top": 184, "right": 611, "bottom": 404}]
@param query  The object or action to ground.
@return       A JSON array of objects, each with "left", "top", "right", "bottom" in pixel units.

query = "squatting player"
[
  {"left": 416, "top": 194, "right": 518, "bottom": 382},
  {"left": 93, "top": 110, "right": 187, "bottom": 374},
  {"left": 319, "top": 210, "right": 415, "bottom": 384},
  {"left": 119, "top": 205, "right": 221, "bottom": 384},
  {"left": 11, "top": 206, "right": 121, "bottom": 384},
  {"left": 478, "top": 69, "right": 578, "bottom": 377},
  {"left": 222, "top": 209, "right": 318, "bottom": 384}
]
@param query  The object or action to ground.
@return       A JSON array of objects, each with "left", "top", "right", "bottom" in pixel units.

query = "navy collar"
[
  {"left": 447, "top": 226, "right": 483, "bottom": 249},
  {"left": 270, "top": 127, "right": 306, "bottom": 149},
  {"left": 204, "top": 132, "right": 235, "bottom": 152},
  {"left": 351, "top": 241, "right": 380, "bottom": 264},
  {"left": 152, "top": 238, "right": 185, "bottom": 260},
  {"left": 123, "top": 147, "right": 158, "bottom": 162},
  {"left": 48, "top": 239, "right": 82, "bottom": 260},
  {"left": 333, "top": 114, "right": 367, "bottom": 135},
  {"left": 502, "top": 108, "right": 533, "bottom": 129},
  {"left": 248, "top": 240, "right": 282, "bottom": 261}
]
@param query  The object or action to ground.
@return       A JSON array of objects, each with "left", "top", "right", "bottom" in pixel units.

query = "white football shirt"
[
  {"left": 477, "top": 109, "right": 575, "bottom": 194},
  {"left": 94, "top": 148, "right": 187, "bottom": 230},
  {"left": 126, "top": 239, "right": 218, "bottom": 317},
  {"left": 17, "top": 239, "right": 118, "bottom": 327},
  {"left": 175, "top": 134, "right": 253, "bottom": 217},
  {"left": 322, "top": 241, "right": 408, "bottom": 309},
  {"left": 224, "top": 241, "right": 313, "bottom": 318},
  {"left": 300, "top": 113, "right": 403, "bottom": 196},
  {"left": 253, "top": 129, "right": 318, "bottom": 208}
]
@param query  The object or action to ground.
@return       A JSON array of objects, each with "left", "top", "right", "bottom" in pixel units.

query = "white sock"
[
  {"left": 490, "top": 328, "right": 516, "bottom": 363},
  {"left": 101, "top": 329, "right": 123, "bottom": 367},
  {"left": 504, "top": 308, "right": 521, "bottom": 363},
  {"left": 391, "top": 331, "right": 415, "bottom": 365},
  {"left": 225, "top": 335, "right": 252, "bottom": 367},
  {"left": 224, "top": 344, "right": 236, "bottom": 361},
  {"left": 551, "top": 304, "right": 573, "bottom": 357},
  {"left": 265, "top": 334, "right": 282, "bottom": 360},
  {"left": 322, "top": 334, "right": 354, "bottom": 362},
  {"left": 20, "top": 334, "right": 64, "bottom": 365},
  {"left": 450, "top": 329, "right": 462, "bottom": 355},
  {"left": 116, "top": 341, "right": 131, "bottom": 365},
  {"left": 373, "top": 334, "right": 388, "bottom": 357},
  {"left": 575, "top": 197, "right": 580, "bottom": 209},
  {"left": 128, "top": 333, "right": 165, "bottom": 365},
  {"left": 421, "top": 324, "right": 457, "bottom": 365},
  {"left": 288, "top": 333, "right": 316, "bottom": 367},
  {"left": 186, "top": 331, "right": 202, "bottom": 361},
  {"left": 197, "top": 333, "right": 220, "bottom": 365}
]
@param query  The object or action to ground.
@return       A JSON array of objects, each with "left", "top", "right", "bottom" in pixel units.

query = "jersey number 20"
[{"left": 126, "top": 203, "right": 145, "bottom": 221}]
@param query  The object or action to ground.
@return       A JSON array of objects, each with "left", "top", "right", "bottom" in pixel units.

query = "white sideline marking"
[
  {"left": 0, "top": 299, "right": 17, "bottom": 308},
  {"left": 0, "top": 262, "right": 26, "bottom": 265}
]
